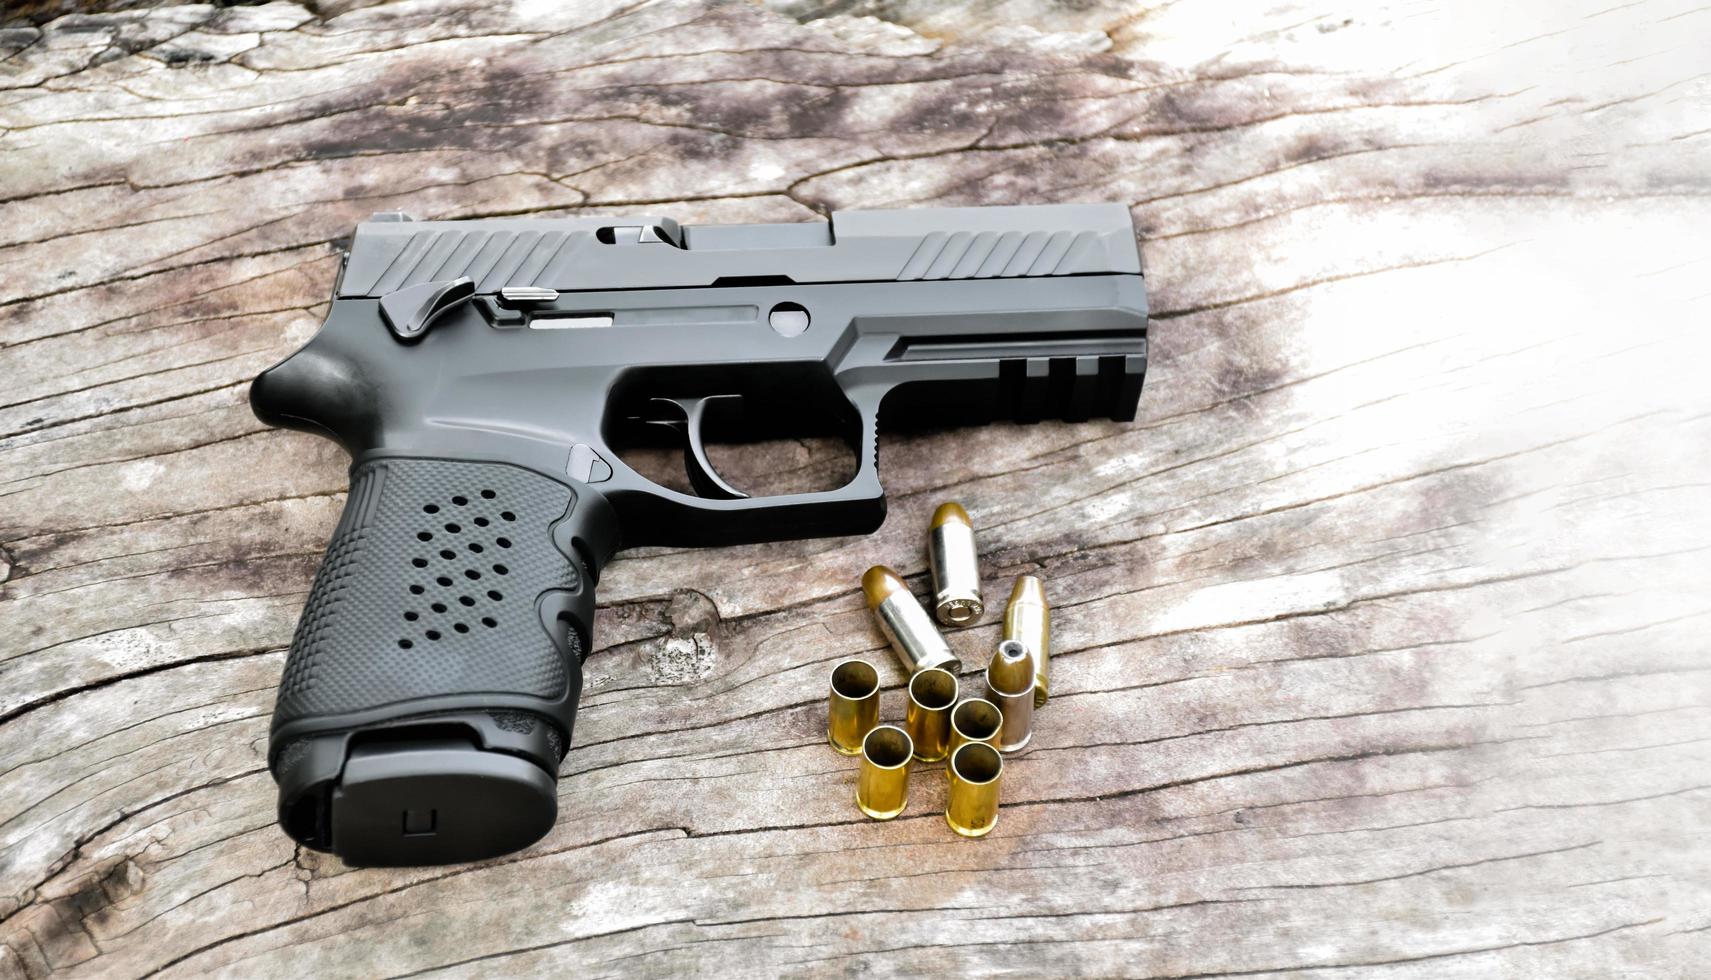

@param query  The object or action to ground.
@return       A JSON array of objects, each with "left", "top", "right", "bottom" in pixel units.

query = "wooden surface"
[{"left": 2, "top": 0, "right": 1708, "bottom": 975}]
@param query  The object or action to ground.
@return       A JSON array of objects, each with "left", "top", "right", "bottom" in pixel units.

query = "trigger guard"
[{"left": 646, "top": 396, "right": 749, "bottom": 501}]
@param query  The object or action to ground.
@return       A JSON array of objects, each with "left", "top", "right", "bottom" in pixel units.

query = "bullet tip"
[
  {"left": 1008, "top": 574, "right": 1047, "bottom": 605},
  {"left": 930, "top": 502, "right": 972, "bottom": 530},
  {"left": 862, "top": 565, "right": 907, "bottom": 608},
  {"left": 987, "top": 639, "right": 1036, "bottom": 694}
]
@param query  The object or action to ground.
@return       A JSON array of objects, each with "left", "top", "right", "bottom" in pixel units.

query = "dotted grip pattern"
[{"left": 274, "top": 457, "right": 585, "bottom": 731}]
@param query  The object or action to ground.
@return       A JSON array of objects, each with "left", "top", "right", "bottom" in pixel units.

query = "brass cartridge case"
[
  {"left": 905, "top": 667, "right": 958, "bottom": 762},
  {"left": 1004, "top": 575, "right": 1052, "bottom": 708},
  {"left": 827, "top": 658, "right": 880, "bottom": 756},
  {"left": 857, "top": 725, "right": 913, "bottom": 820},
  {"left": 928, "top": 503, "right": 983, "bottom": 626},
  {"left": 863, "top": 565, "right": 961, "bottom": 676},
  {"left": 947, "top": 697, "right": 1003, "bottom": 761},
  {"left": 985, "top": 639, "right": 1036, "bottom": 753},
  {"left": 946, "top": 742, "right": 1003, "bottom": 838}
]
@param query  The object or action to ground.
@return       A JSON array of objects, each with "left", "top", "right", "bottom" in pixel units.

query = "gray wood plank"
[{"left": 1, "top": 0, "right": 1707, "bottom": 975}]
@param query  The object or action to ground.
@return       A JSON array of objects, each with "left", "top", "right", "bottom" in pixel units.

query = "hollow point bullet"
[
  {"left": 863, "top": 565, "right": 960, "bottom": 676},
  {"left": 985, "top": 639, "right": 1036, "bottom": 753}
]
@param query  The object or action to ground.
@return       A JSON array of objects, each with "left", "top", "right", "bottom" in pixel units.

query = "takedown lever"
[{"left": 380, "top": 277, "right": 475, "bottom": 341}]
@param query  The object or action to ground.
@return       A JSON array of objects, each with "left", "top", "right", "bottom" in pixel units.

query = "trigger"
[{"left": 644, "top": 396, "right": 749, "bottom": 500}]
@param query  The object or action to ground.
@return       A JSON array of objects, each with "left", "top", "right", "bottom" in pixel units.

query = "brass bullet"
[
  {"left": 946, "top": 742, "right": 1003, "bottom": 838},
  {"left": 1004, "top": 575, "right": 1052, "bottom": 708},
  {"left": 905, "top": 667, "right": 958, "bottom": 762},
  {"left": 985, "top": 639, "right": 1035, "bottom": 753},
  {"left": 863, "top": 565, "right": 960, "bottom": 676},
  {"left": 928, "top": 503, "right": 983, "bottom": 626},
  {"left": 827, "top": 658, "right": 880, "bottom": 756},
  {"left": 947, "top": 697, "right": 1003, "bottom": 761},
  {"left": 857, "top": 725, "right": 913, "bottom": 820}
]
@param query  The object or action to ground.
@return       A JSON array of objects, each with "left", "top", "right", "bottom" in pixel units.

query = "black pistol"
[{"left": 250, "top": 203, "right": 1149, "bottom": 865}]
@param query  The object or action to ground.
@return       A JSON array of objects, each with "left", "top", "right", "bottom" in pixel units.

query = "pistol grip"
[{"left": 269, "top": 456, "right": 613, "bottom": 865}]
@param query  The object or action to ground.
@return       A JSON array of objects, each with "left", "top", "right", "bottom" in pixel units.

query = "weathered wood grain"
[{"left": 1, "top": 0, "right": 1708, "bottom": 975}]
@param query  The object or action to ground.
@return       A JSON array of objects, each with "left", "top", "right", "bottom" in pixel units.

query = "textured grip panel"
[{"left": 275, "top": 458, "right": 582, "bottom": 728}]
